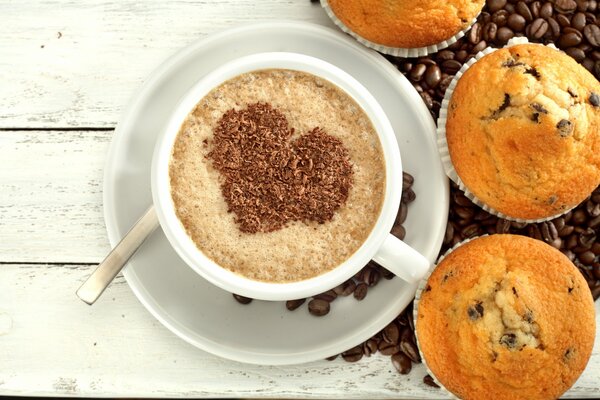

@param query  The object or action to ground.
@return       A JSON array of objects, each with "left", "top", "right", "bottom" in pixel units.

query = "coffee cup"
[{"left": 151, "top": 52, "right": 430, "bottom": 301}]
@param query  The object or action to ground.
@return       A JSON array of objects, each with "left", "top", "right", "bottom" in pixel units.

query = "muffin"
[
  {"left": 324, "top": 0, "right": 484, "bottom": 49},
  {"left": 415, "top": 234, "right": 596, "bottom": 400},
  {"left": 445, "top": 43, "right": 600, "bottom": 221}
]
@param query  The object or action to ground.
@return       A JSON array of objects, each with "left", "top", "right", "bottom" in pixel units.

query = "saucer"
[{"left": 103, "top": 21, "right": 449, "bottom": 365}]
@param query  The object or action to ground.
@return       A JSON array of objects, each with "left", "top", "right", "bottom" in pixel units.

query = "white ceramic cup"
[{"left": 151, "top": 52, "right": 430, "bottom": 301}]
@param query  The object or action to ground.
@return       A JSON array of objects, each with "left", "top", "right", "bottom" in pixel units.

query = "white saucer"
[{"left": 103, "top": 21, "right": 449, "bottom": 365}]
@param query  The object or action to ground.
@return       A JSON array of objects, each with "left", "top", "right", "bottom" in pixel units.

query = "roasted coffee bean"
[
  {"left": 392, "top": 352, "right": 412, "bottom": 374},
  {"left": 497, "top": 26, "right": 515, "bottom": 44},
  {"left": 541, "top": 221, "right": 559, "bottom": 243},
  {"left": 508, "top": 13, "right": 527, "bottom": 32},
  {"left": 379, "top": 341, "right": 401, "bottom": 356},
  {"left": 363, "top": 267, "right": 382, "bottom": 287},
  {"left": 482, "top": 22, "right": 498, "bottom": 42},
  {"left": 400, "top": 338, "right": 421, "bottom": 363},
  {"left": 547, "top": 17, "right": 562, "bottom": 38},
  {"left": 314, "top": 289, "right": 337, "bottom": 302},
  {"left": 402, "top": 188, "right": 417, "bottom": 203},
  {"left": 410, "top": 63, "right": 427, "bottom": 82},
  {"left": 586, "top": 200, "right": 600, "bottom": 217},
  {"left": 424, "top": 65, "right": 442, "bottom": 88},
  {"left": 516, "top": 1, "right": 533, "bottom": 22},
  {"left": 233, "top": 294, "right": 252, "bottom": 304},
  {"left": 363, "top": 338, "right": 379, "bottom": 357},
  {"left": 556, "top": 13, "right": 571, "bottom": 28},
  {"left": 492, "top": 9, "right": 510, "bottom": 27},
  {"left": 580, "top": 251, "right": 597, "bottom": 265},
  {"left": 424, "top": 374, "right": 441, "bottom": 388},
  {"left": 531, "top": 1, "right": 542, "bottom": 17},
  {"left": 462, "top": 223, "right": 481, "bottom": 239},
  {"left": 540, "top": 2, "right": 554, "bottom": 18},
  {"left": 391, "top": 224, "right": 406, "bottom": 240},
  {"left": 579, "top": 228, "right": 597, "bottom": 248},
  {"left": 572, "top": 12, "right": 588, "bottom": 31},
  {"left": 383, "top": 322, "right": 400, "bottom": 344},
  {"left": 469, "top": 23, "right": 482, "bottom": 44},
  {"left": 488, "top": 0, "right": 507, "bottom": 12},
  {"left": 353, "top": 282, "right": 368, "bottom": 301},
  {"left": 559, "top": 32, "right": 583, "bottom": 48},
  {"left": 286, "top": 298, "right": 306, "bottom": 311},
  {"left": 573, "top": 209, "right": 588, "bottom": 225},
  {"left": 584, "top": 24, "right": 600, "bottom": 47},
  {"left": 396, "top": 203, "right": 409, "bottom": 225},
  {"left": 308, "top": 298, "right": 330, "bottom": 316},
  {"left": 472, "top": 40, "right": 488, "bottom": 54},
  {"left": 555, "top": 0, "right": 578, "bottom": 13},
  {"left": 402, "top": 172, "right": 414, "bottom": 190},
  {"left": 333, "top": 279, "right": 356, "bottom": 297},
  {"left": 566, "top": 47, "right": 587, "bottom": 62},
  {"left": 496, "top": 219, "right": 512, "bottom": 234},
  {"left": 341, "top": 346, "right": 363, "bottom": 362},
  {"left": 529, "top": 18, "right": 549, "bottom": 39}
]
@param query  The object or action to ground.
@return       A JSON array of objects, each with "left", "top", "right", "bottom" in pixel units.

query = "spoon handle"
[{"left": 76, "top": 206, "right": 159, "bottom": 305}]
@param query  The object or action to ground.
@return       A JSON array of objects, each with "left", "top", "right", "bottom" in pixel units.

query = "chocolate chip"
[
  {"left": 500, "top": 333, "right": 518, "bottom": 348},
  {"left": 590, "top": 92, "right": 600, "bottom": 107},
  {"left": 467, "top": 302, "right": 485, "bottom": 320},
  {"left": 524, "top": 66, "right": 541, "bottom": 78},
  {"left": 531, "top": 103, "right": 548, "bottom": 113},
  {"left": 557, "top": 119, "right": 574, "bottom": 137}
]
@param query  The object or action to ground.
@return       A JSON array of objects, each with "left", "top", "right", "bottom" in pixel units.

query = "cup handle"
[{"left": 372, "top": 234, "right": 430, "bottom": 284}]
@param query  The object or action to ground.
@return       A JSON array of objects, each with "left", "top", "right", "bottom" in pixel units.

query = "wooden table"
[{"left": 0, "top": 1, "right": 598, "bottom": 398}]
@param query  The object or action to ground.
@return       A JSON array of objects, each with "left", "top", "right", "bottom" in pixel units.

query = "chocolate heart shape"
[{"left": 207, "top": 102, "right": 354, "bottom": 233}]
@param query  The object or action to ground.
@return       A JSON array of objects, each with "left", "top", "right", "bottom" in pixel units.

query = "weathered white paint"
[
  {"left": 0, "top": 0, "right": 332, "bottom": 129},
  {"left": 0, "top": 0, "right": 598, "bottom": 397},
  {"left": 0, "top": 263, "right": 598, "bottom": 398}
]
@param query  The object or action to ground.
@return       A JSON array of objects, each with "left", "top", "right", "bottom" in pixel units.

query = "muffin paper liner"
[
  {"left": 435, "top": 37, "right": 574, "bottom": 224},
  {"left": 412, "top": 235, "right": 486, "bottom": 399},
  {"left": 320, "top": 0, "right": 480, "bottom": 57}
]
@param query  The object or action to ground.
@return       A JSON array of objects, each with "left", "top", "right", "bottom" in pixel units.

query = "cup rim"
[{"left": 151, "top": 52, "right": 402, "bottom": 301}]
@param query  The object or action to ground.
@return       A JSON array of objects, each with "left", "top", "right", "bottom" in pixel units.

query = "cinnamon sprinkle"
[{"left": 207, "top": 102, "right": 354, "bottom": 234}]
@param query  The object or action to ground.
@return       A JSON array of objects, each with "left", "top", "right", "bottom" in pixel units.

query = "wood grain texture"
[
  {"left": 0, "top": 263, "right": 598, "bottom": 398},
  {"left": 0, "top": 0, "right": 332, "bottom": 129},
  {"left": 0, "top": 130, "right": 111, "bottom": 263}
]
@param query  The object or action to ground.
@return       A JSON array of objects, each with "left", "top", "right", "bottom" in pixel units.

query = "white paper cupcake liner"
[
  {"left": 412, "top": 235, "right": 486, "bottom": 399},
  {"left": 435, "top": 38, "right": 573, "bottom": 224},
  {"left": 320, "top": 0, "right": 480, "bottom": 57}
]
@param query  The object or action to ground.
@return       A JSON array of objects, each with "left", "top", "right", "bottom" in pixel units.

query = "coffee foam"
[{"left": 170, "top": 69, "right": 385, "bottom": 283}]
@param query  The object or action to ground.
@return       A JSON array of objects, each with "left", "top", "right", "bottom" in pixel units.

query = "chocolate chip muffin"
[
  {"left": 446, "top": 44, "right": 600, "bottom": 221},
  {"left": 415, "top": 234, "right": 596, "bottom": 400},
  {"left": 325, "top": 0, "right": 485, "bottom": 49}
]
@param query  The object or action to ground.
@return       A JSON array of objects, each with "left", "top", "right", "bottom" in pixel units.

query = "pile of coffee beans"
[
  {"left": 232, "top": 171, "right": 416, "bottom": 313},
  {"left": 237, "top": 0, "right": 600, "bottom": 382}
]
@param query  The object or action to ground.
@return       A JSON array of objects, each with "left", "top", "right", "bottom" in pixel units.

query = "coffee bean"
[
  {"left": 334, "top": 279, "right": 356, "bottom": 297},
  {"left": 556, "top": 13, "right": 572, "bottom": 28},
  {"left": 402, "top": 172, "right": 414, "bottom": 189},
  {"left": 392, "top": 352, "right": 412, "bottom": 374},
  {"left": 469, "top": 22, "right": 482, "bottom": 44},
  {"left": 547, "top": 17, "right": 562, "bottom": 38},
  {"left": 314, "top": 289, "right": 337, "bottom": 302},
  {"left": 410, "top": 63, "right": 427, "bottom": 82},
  {"left": 363, "top": 267, "right": 381, "bottom": 287},
  {"left": 441, "top": 59, "right": 463, "bottom": 75},
  {"left": 341, "top": 346, "right": 363, "bottom": 362},
  {"left": 555, "top": 0, "right": 578, "bottom": 13},
  {"left": 362, "top": 338, "right": 379, "bottom": 357},
  {"left": 566, "top": 47, "right": 587, "bottom": 62},
  {"left": 286, "top": 298, "right": 306, "bottom": 311},
  {"left": 383, "top": 322, "right": 400, "bottom": 344},
  {"left": 488, "top": 0, "right": 507, "bottom": 12},
  {"left": 540, "top": 2, "right": 554, "bottom": 18},
  {"left": 586, "top": 200, "right": 600, "bottom": 216},
  {"left": 308, "top": 298, "right": 330, "bottom": 316},
  {"left": 573, "top": 209, "right": 588, "bottom": 225},
  {"left": 472, "top": 40, "right": 488, "bottom": 54},
  {"left": 580, "top": 251, "right": 596, "bottom": 265},
  {"left": 584, "top": 24, "right": 600, "bottom": 47},
  {"left": 353, "top": 282, "right": 368, "bottom": 300},
  {"left": 508, "top": 13, "right": 527, "bottom": 32},
  {"left": 492, "top": 10, "right": 510, "bottom": 27},
  {"left": 424, "top": 65, "right": 442, "bottom": 88},
  {"left": 541, "top": 221, "right": 559, "bottom": 243},
  {"left": 391, "top": 224, "right": 406, "bottom": 240},
  {"left": 396, "top": 203, "right": 408, "bottom": 225},
  {"left": 483, "top": 22, "right": 498, "bottom": 42},
  {"left": 233, "top": 293, "right": 252, "bottom": 304},
  {"left": 379, "top": 341, "right": 401, "bottom": 356},
  {"left": 529, "top": 18, "right": 549, "bottom": 39},
  {"left": 591, "top": 216, "right": 600, "bottom": 228},
  {"left": 559, "top": 32, "right": 583, "bottom": 47},
  {"left": 462, "top": 223, "right": 481, "bottom": 239},
  {"left": 400, "top": 338, "right": 421, "bottom": 363},
  {"left": 424, "top": 374, "right": 441, "bottom": 388},
  {"left": 579, "top": 228, "right": 597, "bottom": 248},
  {"left": 497, "top": 27, "right": 515, "bottom": 44},
  {"left": 572, "top": 12, "right": 588, "bottom": 31},
  {"left": 516, "top": 1, "right": 533, "bottom": 22}
]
